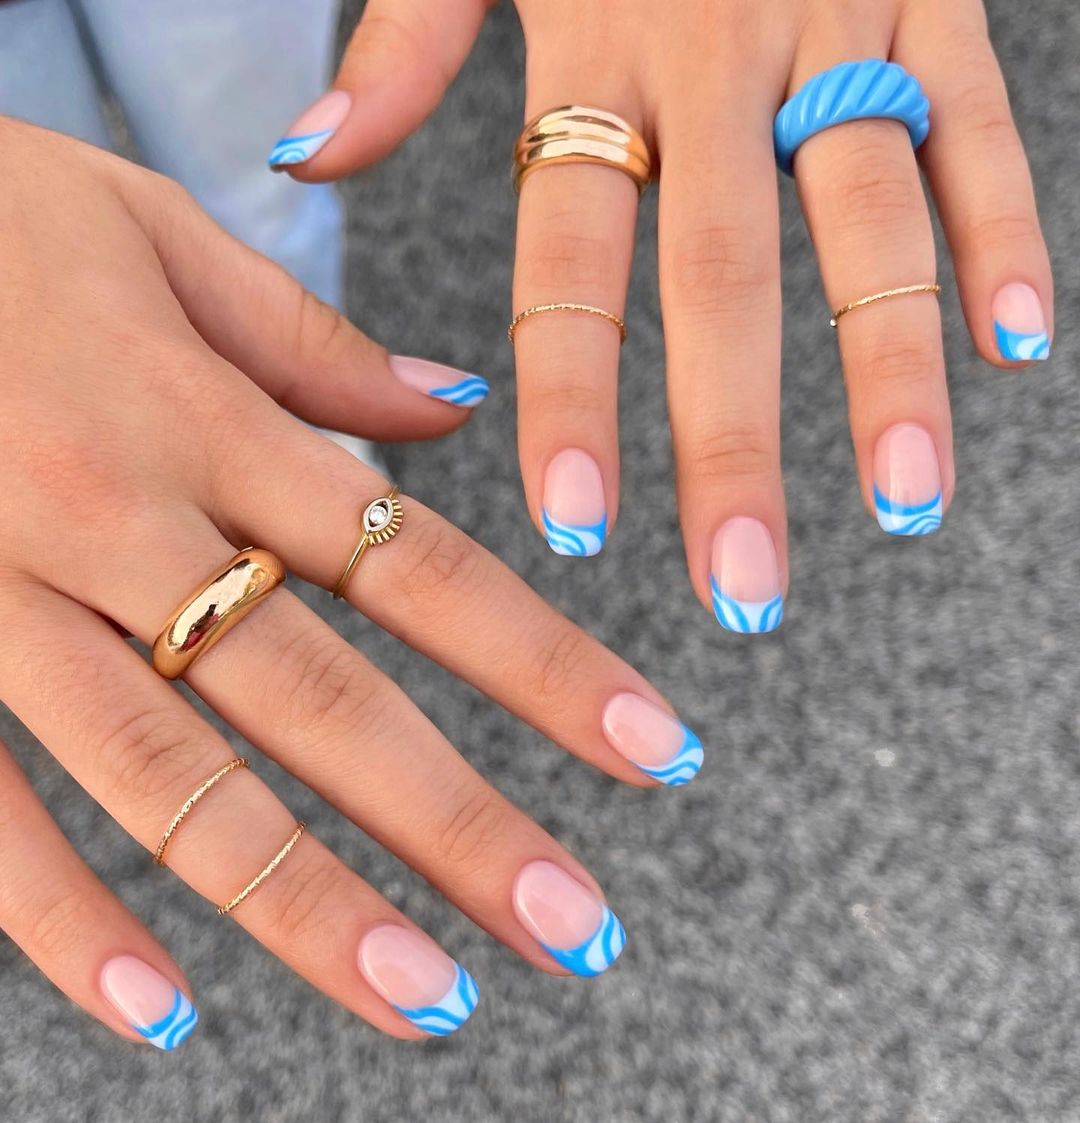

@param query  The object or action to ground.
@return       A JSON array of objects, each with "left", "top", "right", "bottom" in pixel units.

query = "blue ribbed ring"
[{"left": 773, "top": 59, "right": 930, "bottom": 176}]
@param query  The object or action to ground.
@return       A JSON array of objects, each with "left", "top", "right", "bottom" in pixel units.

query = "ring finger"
[{"left": 789, "top": 22, "right": 954, "bottom": 536}]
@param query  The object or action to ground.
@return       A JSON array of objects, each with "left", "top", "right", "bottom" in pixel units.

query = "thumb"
[
  {"left": 133, "top": 175, "right": 490, "bottom": 442},
  {"left": 269, "top": 0, "right": 494, "bottom": 180}
]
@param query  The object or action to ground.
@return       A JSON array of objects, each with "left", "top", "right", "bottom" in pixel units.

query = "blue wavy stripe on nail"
[
  {"left": 637, "top": 725, "right": 704, "bottom": 787},
  {"left": 394, "top": 963, "right": 479, "bottom": 1037},
  {"left": 994, "top": 322, "right": 1050, "bottom": 362},
  {"left": 542, "top": 906, "right": 626, "bottom": 977},
  {"left": 710, "top": 577, "right": 784, "bottom": 635},
  {"left": 541, "top": 509, "right": 607, "bottom": 557},
  {"left": 428, "top": 375, "right": 490, "bottom": 407},
  {"left": 873, "top": 487, "right": 943, "bottom": 536},
  {"left": 133, "top": 988, "right": 198, "bottom": 1051},
  {"left": 268, "top": 128, "right": 334, "bottom": 167}
]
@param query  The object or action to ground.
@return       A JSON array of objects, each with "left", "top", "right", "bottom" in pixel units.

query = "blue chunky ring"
[{"left": 773, "top": 59, "right": 930, "bottom": 176}]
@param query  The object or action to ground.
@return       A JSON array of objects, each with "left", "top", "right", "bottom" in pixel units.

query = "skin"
[
  {"left": 0, "top": 118, "right": 680, "bottom": 1043},
  {"left": 284, "top": 0, "right": 1053, "bottom": 610}
]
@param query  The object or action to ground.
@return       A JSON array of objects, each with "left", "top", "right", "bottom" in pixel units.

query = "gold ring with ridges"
[
  {"left": 217, "top": 822, "right": 307, "bottom": 916},
  {"left": 154, "top": 758, "right": 250, "bottom": 867},
  {"left": 830, "top": 284, "right": 942, "bottom": 328},
  {"left": 507, "top": 302, "right": 627, "bottom": 345}
]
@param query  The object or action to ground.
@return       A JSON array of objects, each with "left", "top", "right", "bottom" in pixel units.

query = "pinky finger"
[
  {"left": 0, "top": 739, "right": 198, "bottom": 1050},
  {"left": 896, "top": 2, "right": 1053, "bottom": 367}
]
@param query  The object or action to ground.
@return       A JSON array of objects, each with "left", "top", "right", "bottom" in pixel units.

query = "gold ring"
[
  {"left": 154, "top": 758, "right": 250, "bottom": 867},
  {"left": 830, "top": 284, "right": 942, "bottom": 328},
  {"left": 152, "top": 549, "right": 286, "bottom": 679},
  {"left": 508, "top": 303, "right": 627, "bottom": 345},
  {"left": 513, "top": 105, "right": 651, "bottom": 194},
  {"left": 332, "top": 486, "right": 404, "bottom": 600},
  {"left": 217, "top": 822, "right": 307, "bottom": 916}
]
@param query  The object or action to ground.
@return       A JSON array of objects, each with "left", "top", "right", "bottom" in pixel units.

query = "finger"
[
  {"left": 790, "top": 40, "right": 953, "bottom": 534},
  {"left": 268, "top": 0, "right": 494, "bottom": 180},
  {"left": 0, "top": 735, "right": 198, "bottom": 1050},
  {"left": 511, "top": 77, "right": 645, "bottom": 555},
  {"left": 894, "top": 1, "right": 1053, "bottom": 367},
  {"left": 127, "top": 173, "right": 489, "bottom": 439},
  {"left": 656, "top": 54, "right": 788, "bottom": 633},
  {"left": 0, "top": 582, "right": 479, "bottom": 1038}
]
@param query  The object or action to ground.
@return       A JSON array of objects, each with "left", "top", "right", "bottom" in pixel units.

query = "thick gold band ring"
[
  {"left": 217, "top": 822, "right": 307, "bottom": 916},
  {"left": 332, "top": 486, "right": 404, "bottom": 600},
  {"left": 830, "top": 284, "right": 942, "bottom": 328},
  {"left": 155, "top": 758, "right": 250, "bottom": 867},
  {"left": 513, "top": 105, "right": 651, "bottom": 194},
  {"left": 152, "top": 548, "right": 286, "bottom": 679}
]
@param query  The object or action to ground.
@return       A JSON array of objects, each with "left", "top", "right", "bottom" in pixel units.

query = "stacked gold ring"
[{"left": 513, "top": 105, "right": 651, "bottom": 194}]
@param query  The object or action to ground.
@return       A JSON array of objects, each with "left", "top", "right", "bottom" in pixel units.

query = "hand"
[
  {"left": 273, "top": 0, "right": 1052, "bottom": 630},
  {"left": 0, "top": 119, "right": 701, "bottom": 1046}
]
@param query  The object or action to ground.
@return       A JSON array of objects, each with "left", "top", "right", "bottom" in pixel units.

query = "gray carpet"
[{"left": 3, "top": 3, "right": 1079, "bottom": 1121}]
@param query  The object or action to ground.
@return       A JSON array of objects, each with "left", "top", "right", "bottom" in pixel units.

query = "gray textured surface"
[{"left": 3, "top": 3, "right": 1080, "bottom": 1121}]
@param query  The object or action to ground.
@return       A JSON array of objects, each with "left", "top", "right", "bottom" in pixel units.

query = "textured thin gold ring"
[
  {"left": 152, "top": 548, "right": 285, "bottom": 679},
  {"left": 217, "top": 822, "right": 307, "bottom": 916},
  {"left": 154, "top": 758, "right": 250, "bottom": 867},
  {"left": 332, "top": 486, "right": 404, "bottom": 600},
  {"left": 831, "top": 284, "right": 942, "bottom": 328},
  {"left": 508, "top": 303, "right": 627, "bottom": 345},
  {"left": 513, "top": 105, "right": 651, "bottom": 194}
]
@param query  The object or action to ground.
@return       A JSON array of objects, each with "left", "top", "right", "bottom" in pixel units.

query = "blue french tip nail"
[
  {"left": 541, "top": 509, "right": 607, "bottom": 557},
  {"left": 994, "top": 322, "right": 1050, "bottom": 362},
  {"left": 873, "top": 486, "right": 943, "bottom": 536},
  {"left": 267, "top": 128, "right": 335, "bottom": 169},
  {"left": 134, "top": 988, "right": 199, "bottom": 1051},
  {"left": 542, "top": 906, "right": 626, "bottom": 978},
  {"left": 393, "top": 963, "right": 479, "bottom": 1038},
  {"left": 711, "top": 577, "right": 784, "bottom": 634},
  {"left": 636, "top": 725, "right": 704, "bottom": 787},
  {"left": 427, "top": 375, "right": 490, "bottom": 407}
]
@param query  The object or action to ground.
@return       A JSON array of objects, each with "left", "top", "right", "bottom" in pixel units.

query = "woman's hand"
[
  {"left": 274, "top": 0, "right": 1052, "bottom": 630},
  {"left": 0, "top": 118, "right": 701, "bottom": 1046}
]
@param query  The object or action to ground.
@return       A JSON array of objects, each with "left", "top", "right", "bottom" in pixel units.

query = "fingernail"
[
  {"left": 268, "top": 89, "right": 351, "bottom": 170},
  {"left": 100, "top": 956, "right": 198, "bottom": 1051},
  {"left": 542, "top": 449, "right": 607, "bottom": 557},
  {"left": 709, "top": 517, "right": 784, "bottom": 634},
  {"left": 601, "top": 693, "right": 703, "bottom": 787},
  {"left": 873, "top": 423, "right": 943, "bottom": 536},
  {"left": 388, "top": 356, "right": 489, "bottom": 408},
  {"left": 358, "top": 925, "right": 479, "bottom": 1037},
  {"left": 992, "top": 283, "right": 1050, "bottom": 362},
  {"left": 513, "top": 860, "right": 625, "bottom": 977}
]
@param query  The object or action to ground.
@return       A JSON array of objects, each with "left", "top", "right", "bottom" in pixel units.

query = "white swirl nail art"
[
  {"left": 268, "top": 129, "right": 335, "bottom": 167},
  {"left": 542, "top": 906, "right": 626, "bottom": 977},
  {"left": 873, "top": 488, "right": 943, "bottom": 536},
  {"left": 711, "top": 578, "right": 784, "bottom": 634},
  {"left": 427, "top": 375, "right": 490, "bottom": 407},
  {"left": 995, "top": 323, "right": 1051, "bottom": 362},
  {"left": 541, "top": 510, "right": 607, "bottom": 557},
  {"left": 636, "top": 725, "right": 704, "bottom": 787},
  {"left": 132, "top": 988, "right": 198, "bottom": 1051},
  {"left": 393, "top": 963, "right": 479, "bottom": 1037}
]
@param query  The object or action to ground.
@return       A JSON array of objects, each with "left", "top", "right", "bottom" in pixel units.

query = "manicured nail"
[
  {"left": 358, "top": 925, "right": 478, "bottom": 1037},
  {"left": 268, "top": 89, "right": 351, "bottom": 170},
  {"left": 541, "top": 449, "right": 607, "bottom": 557},
  {"left": 100, "top": 956, "right": 197, "bottom": 1051},
  {"left": 709, "top": 517, "right": 784, "bottom": 634},
  {"left": 388, "top": 356, "right": 489, "bottom": 408},
  {"left": 992, "top": 283, "right": 1050, "bottom": 362},
  {"left": 601, "top": 693, "right": 703, "bottom": 786},
  {"left": 873, "top": 423, "right": 943, "bottom": 536},
  {"left": 513, "top": 860, "right": 625, "bottom": 977}
]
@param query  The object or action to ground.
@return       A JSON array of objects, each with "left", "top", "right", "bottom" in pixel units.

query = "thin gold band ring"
[
  {"left": 508, "top": 303, "right": 627, "bottom": 345},
  {"left": 154, "top": 758, "right": 250, "bottom": 867},
  {"left": 152, "top": 549, "right": 285, "bottom": 679},
  {"left": 332, "top": 486, "right": 404, "bottom": 600},
  {"left": 217, "top": 822, "right": 307, "bottom": 916},
  {"left": 831, "top": 284, "right": 942, "bottom": 328}
]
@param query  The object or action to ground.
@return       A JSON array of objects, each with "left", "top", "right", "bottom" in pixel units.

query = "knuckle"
[
  {"left": 395, "top": 518, "right": 484, "bottom": 606},
  {"left": 97, "top": 707, "right": 207, "bottom": 814},
  {"left": 26, "top": 892, "right": 98, "bottom": 960},
  {"left": 684, "top": 426, "right": 777, "bottom": 484},
  {"left": 436, "top": 787, "right": 509, "bottom": 872},
  {"left": 854, "top": 333, "right": 941, "bottom": 390},
  {"left": 665, "top": 222, "right": 774, "bottom": 316},
  {"left": 528, "top": 626, "right": 594, "bottom": 706},
  {"left": 269, "top": 848, "right": 346, "bottom": 947},
  {"left": 963, "top": 210, "right": 1040, "bottom": 252},
  {"left": 291, "top": 287, "right": 353, "bottom": 369},
  {"left": 516, "top": 229, "right": 612, "bottom": 293},
  {"left": 828, "top": 147, "right": 922, "bottom": 233}
]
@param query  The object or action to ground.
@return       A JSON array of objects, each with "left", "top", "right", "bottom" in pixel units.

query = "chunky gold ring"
[
  {"left": 217, "top": 822, "right": 307, "bottom": 916},
  {"left": 830, "top": 284, "right": 942, "bottom": 328},
  {"left": 508, "top": 303, "right": 627, "bottom": 345},
  {"left": 152, "top": 549, "right": 285, "bottom": 680},
  {"left": 155, "top": 758, "right": 250, "bottom": 867},
  {"left": 513, "top": 105, "right": 651, "bottom": 194},
  {"left": 332, "top": 486, "right": 405, "bottom": 600}
]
